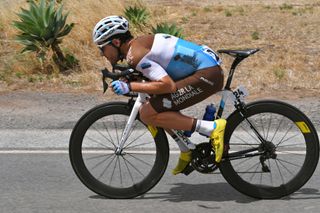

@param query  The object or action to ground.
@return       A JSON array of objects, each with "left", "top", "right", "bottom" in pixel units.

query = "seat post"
[{"left": 224, "top": 56, "right": 247, "bottom": 90}]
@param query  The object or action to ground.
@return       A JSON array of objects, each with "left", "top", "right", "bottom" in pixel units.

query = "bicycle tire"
[
  {"left": 69, "top": 102, "right": 169, "bottom": 199},
  {"left": 220, "top": 100, "right": 319, "bottom": 199}
]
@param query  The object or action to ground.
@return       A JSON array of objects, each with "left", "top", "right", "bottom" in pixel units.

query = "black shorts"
[{"left": 149, "top": 66, "right": 224, "bottom": 112}]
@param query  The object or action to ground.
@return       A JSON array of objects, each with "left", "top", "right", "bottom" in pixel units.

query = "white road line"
[
  {"left": 0, "top": 150, "right": 182, "bottom": 154},
  {"left": 0, "top": 150, "right": 307, "bottom": 154}
]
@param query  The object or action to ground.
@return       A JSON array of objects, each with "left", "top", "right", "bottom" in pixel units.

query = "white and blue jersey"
[{"left": 136, "top": 34, "right": 221, "bottom": 81}]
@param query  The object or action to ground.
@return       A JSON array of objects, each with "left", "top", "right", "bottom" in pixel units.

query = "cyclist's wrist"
[{"left": 127, "top": 82, "right": 132, "bottom": 92}]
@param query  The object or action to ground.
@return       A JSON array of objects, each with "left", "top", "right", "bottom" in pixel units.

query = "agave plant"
[
  {"left": 13, "top": 0, "right": 75, "bottom": 71},
  {"left": 152, "top": 23, "right": 184, "bottom": 38},
  {"left": 124, "top": 5, "right": 149, "bottom": 28}
]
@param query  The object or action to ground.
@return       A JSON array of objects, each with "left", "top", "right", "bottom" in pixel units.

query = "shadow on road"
[
  {"left": 90, "top": 183, "right": 320, "bottom": 203},
  {"left": 90, "top": 182, "right": 256, "bottom": 203},
  {"left": 140, "top": 182, "right": 256, "bottom": 203}
]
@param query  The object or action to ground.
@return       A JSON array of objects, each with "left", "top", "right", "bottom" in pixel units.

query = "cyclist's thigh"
[{"left": 149, "top": 65, "right": 224, "bottom": 113}]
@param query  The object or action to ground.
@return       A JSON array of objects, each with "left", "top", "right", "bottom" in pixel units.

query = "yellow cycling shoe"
[
  {"left": 210, "top": 119, "right": 227, "bottom": 163},
  {"left": 172, "top": 151, "right": 192, "bottom": 175}
]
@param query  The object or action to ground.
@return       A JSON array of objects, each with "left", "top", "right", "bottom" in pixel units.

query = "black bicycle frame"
[{"left": 215, "top": 55, "right": 268, "bottom": 161}]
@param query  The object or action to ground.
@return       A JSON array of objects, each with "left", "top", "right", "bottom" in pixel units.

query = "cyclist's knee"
[{"left": 139, "top": 102, "right": 158, "bottom": 125}]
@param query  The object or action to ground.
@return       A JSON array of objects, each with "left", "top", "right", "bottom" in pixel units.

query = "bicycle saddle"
[{"left": 217, "top": 48, "right": 260, "bottom": 58}]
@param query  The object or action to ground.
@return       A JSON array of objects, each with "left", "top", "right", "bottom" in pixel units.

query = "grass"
[
  {"left": 203, "top": 6, "right": 212, "bottom": 12},
  {"left": 0, "top": 0, "right": 320, "bottom": 95},
  {"left": 273, "top": 67, "right": 286, "bottom": 80},
  {"left": 251, "top": 31, "right": 260, "bottom": 40},
  {"left": 224, "top": 9, "right": 232, "bottom": 17},
  {"left": 280, "top": 3, "right": 293, "bottom": 10}
]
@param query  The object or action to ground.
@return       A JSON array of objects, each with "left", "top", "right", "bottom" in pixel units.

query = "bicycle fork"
[{"left": 115, "top": 93, "right": 149, "bottom": 154}]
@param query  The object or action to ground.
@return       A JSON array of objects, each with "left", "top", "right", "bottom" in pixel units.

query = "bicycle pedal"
[{"left": 182, "top": 165, "right": 194, "bottom": 176}]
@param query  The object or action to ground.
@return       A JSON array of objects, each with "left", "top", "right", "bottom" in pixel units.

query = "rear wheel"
[
  {"left": 69, "top": 102, "right": 170, "bottom": 198},
  {"left": 220, "top": 100, "right": 319, "bottom": 199}
]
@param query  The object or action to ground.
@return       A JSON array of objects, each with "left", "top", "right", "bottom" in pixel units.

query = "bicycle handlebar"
[{"left": 101, "top": 65, "right": 139, "bottom": 94}]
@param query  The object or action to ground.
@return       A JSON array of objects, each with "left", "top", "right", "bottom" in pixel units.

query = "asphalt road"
[
  {"left": 1, "top": 91, "right": 320, "bottom": 213},
  {"left": 0, "top": 153, "right": 320, "bottom": 213}
]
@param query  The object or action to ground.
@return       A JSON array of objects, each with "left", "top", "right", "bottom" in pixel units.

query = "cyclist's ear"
[{"left": 111, "top": 38, "right": 121, "bottom": 48}]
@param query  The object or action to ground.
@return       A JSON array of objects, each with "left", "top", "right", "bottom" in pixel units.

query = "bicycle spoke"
[
  {"left": 122, "top": 155, "right": 135, "bottom": 185},
  {"left": 120, "top": 116, "right": 127, "bottom": 142},
  {"left": 113, "top": 115, "right": 120, "bottom": 146},
  {"left": 122, "top": 155, "right": 145, "bottom": 177},
  {"left": 123, "top": 130, "right": 149, "bottom": 149},
  {"left": 276, "top": 158, "right": 295, "bottom": 176},
  {"left": 97, "top": 155, "right": 116, "bottom": 180},
  {"left": 274, "top": 159, "right": 285, "bottom": 185},
  {"left": 266, "top": 114, "right": 272, "bottom": 140},
  {"left": 239, "top": 125, "right": 261, "bottom": 144},
  {"left": 92, "top": 125, "right": 116, "bottom": 149},
  {"left": 275, "top": 132, "right": 301, "bottom": 146},
  {"left": 238, "top": 161, "right": 260, "bottom": 175},
  {"left": 275, "top": 123, "right": 295, "bottom": 148},
  {"left": 86, "top": 153, "right": 113, "bottom": 161},
  {"left": 268, "top": 159, "right": 273, "bottom": 186},
  {"left": 270, "top": 116, "right": 285, "bottom": 142},
  {"left": 102, "top": 121, "right": 117, "bottom": 148},
  {"left": 126, "top": 121, "right": 140, "bottom": 142},
  {"left": 277, "top": 143, "right": 304, "bottom": 148},
  {"left": 232, "top": 134, "right": 258, "bottom": 148},
  {"left": 232, "top": 157, "right": 253, "bottom": 168},
  {"left": 249, "top": 163, "right": 260, "bottom": 182},
  {"left": 260, "top": 115, "right": 266, "bottom": 139},
  {"left": 90, "top": 153, "right": 114, "bottom": 171},
  {"left": 276, "top": 150, "right": 306, "bottom": 156},
  {"left": 109, "top": 156, "right": 118, "bottom": 185},
  {"left": 85, "top": 135, "right": 114, "bottom": 150},
  {"left": 276, "top": 158, "right": 301, "bottom": 168},
  {"left": 126, "top": 153, "right": 153, "bottom": 167},
  {"left": 125, "top": 141, "right": 154, "bottom": 150},
  {"left": 118, "top": 156, "right": 123, "bottom": 187}
]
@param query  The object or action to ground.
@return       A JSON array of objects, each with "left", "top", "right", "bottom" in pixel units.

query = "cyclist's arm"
[
  {"left": 130, "top": 75, "right": 177, "bottom": 95},
  {"left": 130, "top": 57, "right": 177, "bottom": 94}
]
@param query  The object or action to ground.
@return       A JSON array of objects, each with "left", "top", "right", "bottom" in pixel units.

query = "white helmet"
[{"left": 92, "top": 16, "right": 129, "bottom": 48}]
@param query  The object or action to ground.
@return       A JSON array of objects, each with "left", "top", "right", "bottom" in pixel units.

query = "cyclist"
[{"left": 93, "top": 16, "right": 227, "bottom": 175}]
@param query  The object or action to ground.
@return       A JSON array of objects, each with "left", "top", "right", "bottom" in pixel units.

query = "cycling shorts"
[{"left": 149, "top": 65, "right": 224, "bottom": 113}]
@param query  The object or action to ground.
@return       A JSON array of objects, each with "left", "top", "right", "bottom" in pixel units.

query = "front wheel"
[
  {"left": 69, "top": 102, "right": 170, "bottom": 198},
  {"left": 220, "top": 100, "right": 319, "bottom": 199}
]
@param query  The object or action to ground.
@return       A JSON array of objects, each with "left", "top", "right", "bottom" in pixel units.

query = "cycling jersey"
[{"left": 135, "top": 34, "right": 221, "bottom": 81}]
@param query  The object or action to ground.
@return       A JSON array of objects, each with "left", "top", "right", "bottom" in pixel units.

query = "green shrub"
[
  {"left": 13, "top": 0, "right": 76, "bottom": 72},
  {"left": 152, "top": 23, "right": 184, "bottom": 38},
  {"left": 124, "top": 5, "right": 149, "bottom": 28}
]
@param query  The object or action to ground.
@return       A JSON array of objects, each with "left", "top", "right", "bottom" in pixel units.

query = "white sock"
[{"left": 195, "top": 120, "right": 217, "bottom": 136}]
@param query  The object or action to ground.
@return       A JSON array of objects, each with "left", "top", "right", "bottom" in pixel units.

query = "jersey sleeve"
[{"left": 135, "top": 57, "right": 168, "bottom": 81}]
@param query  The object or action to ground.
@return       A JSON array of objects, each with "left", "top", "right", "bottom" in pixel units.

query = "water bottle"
[
  {"left": 203, "top": 104, "right": 216, "bottom": 121},
  {"left": 184, "top": 104, "right": 216, "bottom": 137}
]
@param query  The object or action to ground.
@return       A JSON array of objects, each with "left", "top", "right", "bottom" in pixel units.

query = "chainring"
[{"left": 191, "top": 142, "right": 218, "bottom": 174}]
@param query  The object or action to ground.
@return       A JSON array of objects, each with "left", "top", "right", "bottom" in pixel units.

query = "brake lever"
[
  {"left": 101, "top": 67, "right": 135, "bottom": 94},
  {"left": 102, "top": 75, "right": 108, "bottom": 94}
]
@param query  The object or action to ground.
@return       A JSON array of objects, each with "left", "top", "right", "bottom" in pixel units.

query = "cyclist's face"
[{"left": 100, "top": 40, "right": 120, "bottom": 65}]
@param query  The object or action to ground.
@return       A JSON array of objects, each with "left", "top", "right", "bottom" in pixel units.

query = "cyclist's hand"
[{"left": 111, "top": 80, "right": 131, "bottom": 95}]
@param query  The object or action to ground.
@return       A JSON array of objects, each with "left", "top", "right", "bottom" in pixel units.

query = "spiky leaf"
[
  {"left": 13, "top": 0, "right": 74, "bottom": 53},
  {"left": 152, "top": 23, "right": 184, "bottom": 38}
]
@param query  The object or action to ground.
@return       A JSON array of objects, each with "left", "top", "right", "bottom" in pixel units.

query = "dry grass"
[{"left": 0, "top": 0, "right": 320, "bottom": 97}]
